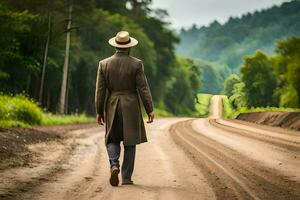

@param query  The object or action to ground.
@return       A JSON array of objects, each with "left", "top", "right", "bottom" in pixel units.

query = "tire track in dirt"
[
  {"left": 210, "top": 119, "right": 300, "bottom": 151},
  {"left": 170, "top": 119, "right": 300, "bottom": 200}
]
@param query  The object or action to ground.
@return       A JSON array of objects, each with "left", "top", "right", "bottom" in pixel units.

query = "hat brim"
[{"left": 108, "top": 37, "right": 138, "bottom": 48}]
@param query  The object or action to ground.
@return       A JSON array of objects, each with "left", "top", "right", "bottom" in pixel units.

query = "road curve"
[
  {"left": 1, "top": 95, "right": 299, "bottom": 200},
  {"left": 171, "top": 95, "right": 300, "bottom": 200}
]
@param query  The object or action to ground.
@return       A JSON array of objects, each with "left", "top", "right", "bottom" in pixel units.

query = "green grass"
[
  {"left": 0, "top": 120, "right": 31, "bottom": 128},
  {"left": 237, "top": 107, "right": 300, "bottom": 113},
  {"left": 153, "top": 108, "right": 173, "bottom": 117},
  {"left": 41, "top": 113, "right": 94, "bottom": 126},
  {"left": 195, "top": 93, "right": 212, "bottom": 117},
  {"left": 222, "top": 95, "right": 300, "bottom": 119},
  {"left": 0, "top": 94, "right": 94, "bottom": 128},
  {"left": 0, "top": 94, "right": 43, "bottom": 126}
]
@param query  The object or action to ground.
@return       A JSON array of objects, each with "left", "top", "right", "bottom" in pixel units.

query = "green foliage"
[
  {"left": 229, "top": 82, "right": 247, "bottom": 109},
  {"left": 41, "top": 113, "right": 94, "bottom": 125},
  {"left": 223, "top": 74, "right": 241, "bottom": 97},
  {"left": 0, "top": 2, "right": 37, "bottom": 86},
  {"left": 222, "top": 94, "right": 300, "bottom": 120},
  {"left": 279, "top": 85, "right": 299, "bottom": 108},
  {"left": 222, "top": 96, "right": 239, "bottom": 119},
  {"left": 178, "top": 1, "right": 300, "bottom": 68},
  {"left": 164, "top": 56, "right": 201, "bottom": 115},
  {"left": 241, "top": 51, "right": 277, "bottom": 107},
  {"left": 224, "top": 36, "right": 300, "bottom": 110},
  {"left": 198, "top": 61, "right": 230, "bottom": 94},
  {"left": 274, "top": 36, "right": 300, "bottom": 107},
  {"left": 153, "top": 108, "right": 173, "bottom": 117},
  {"left": 195, "top": 93, "right": 212, "bottom": 117},
  {"left": 0, "top": 94, "right": 43, "bottom": 125},
  {"left": 0, "top": 120, "right": 31, "bottom": 128},
  {"left": 0, "top": 94, "right": 95, "bottom": 127},
  {"left": 178, "top": 1, "right": 300, "bottom": 94},
  {"left": 0, "top": 0, "right": 195, "bottom": 116},
  {"left": 238, "top": 106, "right": 300, "bottom": 113}
]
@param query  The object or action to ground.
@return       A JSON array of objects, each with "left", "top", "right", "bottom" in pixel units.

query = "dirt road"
[{"left": 1, "top": 95, "right": 300, "bottom": 200}]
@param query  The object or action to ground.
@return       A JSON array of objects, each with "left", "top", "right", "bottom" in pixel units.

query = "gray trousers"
[{"left": 106, "top": 143, "right": 136, "bottom": 181}]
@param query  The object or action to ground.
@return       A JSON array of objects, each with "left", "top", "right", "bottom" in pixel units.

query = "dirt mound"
[
  {"left": 236, "top": 111, "right": 300, "bottom": 131},
  {"left": 0, "top": 123, "right": 96, "bottom": 170}
]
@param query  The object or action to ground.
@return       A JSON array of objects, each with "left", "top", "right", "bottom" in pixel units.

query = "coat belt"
[{"left": 110, "top": 89, "right": 136, "bottom": 96}]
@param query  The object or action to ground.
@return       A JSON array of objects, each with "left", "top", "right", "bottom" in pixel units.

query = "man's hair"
[{"left": 116, "top": 47, "right": 130, "bottom": 50}]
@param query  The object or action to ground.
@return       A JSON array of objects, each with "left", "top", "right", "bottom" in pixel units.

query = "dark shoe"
[
  {"left": 122, "top": 179, "right": 133, "bottom": 185},
  {"left": 110, "top": 166, "right": 120, "bottom": 186}
]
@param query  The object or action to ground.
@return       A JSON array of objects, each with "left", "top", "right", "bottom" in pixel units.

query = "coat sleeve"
[
  {"left": 136, "top": 61, "right": 154, "bottom": 114},
  {"left": 95, "top": 61, "right": 106, "bottom": 116}
]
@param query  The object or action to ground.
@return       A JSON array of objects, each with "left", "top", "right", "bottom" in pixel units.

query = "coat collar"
[{"left": 115, "top": 49, "right": 130, "bottom": 56}]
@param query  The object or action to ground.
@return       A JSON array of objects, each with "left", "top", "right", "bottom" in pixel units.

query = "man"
[{"left": 95, "top": 31, "right": 154, "bottom": 187}]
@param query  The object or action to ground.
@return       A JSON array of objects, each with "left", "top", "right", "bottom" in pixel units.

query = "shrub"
[
  {"left": 222, "top": 96, "right": 239, "bottom": 119},
  {"left": 195, "top": 93, "right": 212, "bottom": 117},
  {"left": 0, "top": 94, "right": 43, "bottom": 125}
]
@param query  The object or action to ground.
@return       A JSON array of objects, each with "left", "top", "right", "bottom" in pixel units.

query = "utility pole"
[
  {"left": 58, "top": 0, "right": 73, "bottom": 114},
  {"left": 39, "top": 14, "right": 51, "bottom": 104}
]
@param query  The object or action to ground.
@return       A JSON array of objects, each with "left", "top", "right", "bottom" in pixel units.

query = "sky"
[{"left": 151, "top": 0, "right": 289, "bottom": 29}]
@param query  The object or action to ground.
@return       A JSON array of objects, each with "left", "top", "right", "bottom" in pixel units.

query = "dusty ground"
[
  {"left": 0, "top": 123, "right": 96, "bottom": 170},
  {"left": 0, "top": 96, "right": 299, "bottom": 200}
]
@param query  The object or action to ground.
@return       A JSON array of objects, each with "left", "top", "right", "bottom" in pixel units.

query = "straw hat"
[{"left": 108, "top": 31, "right": 138, "bottom": 48}]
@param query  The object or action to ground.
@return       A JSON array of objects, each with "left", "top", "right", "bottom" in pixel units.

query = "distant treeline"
[
  {"left": 224, "top": 36, "right": 300, "bottom": 109},
  {"left": 177, "top": 0, "right": 300, "bottom": 94},
  {"left": 0, "top": 0, "right": 201, "bottom": 115}
]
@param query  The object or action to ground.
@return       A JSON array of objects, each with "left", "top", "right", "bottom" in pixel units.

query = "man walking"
[{"left": 95, "top": 31, "right": 154, "bottom": 186}]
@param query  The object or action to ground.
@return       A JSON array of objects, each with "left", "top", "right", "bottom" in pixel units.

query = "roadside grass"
[
  {"left": 195, "top": 93, "right": 212, "bottom": 117},
  {"left": 222, "top": 96, "right": 239, "bottom": 119},
  {"left": 237, "top": 107, "right": 300, "bottom": 113},
  {"left": 0, "top": 94, "right": 174, "bottom": 128},
  {"left": 0, "top": 120, "right": 32, "bottom": 128},
  {"left": 221, "top": 95, "right": 300, "bottom": 119},
  {"left": 42, "top": 113, "right": 94, "bottom": 125},
  {"left": 153, "top": 108, "right": 173, "bottom": 117},
  {"left": 0, "top": 94, "right": 94, "bottom": 128}
]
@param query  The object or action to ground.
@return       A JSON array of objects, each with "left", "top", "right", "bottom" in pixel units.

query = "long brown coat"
[{"left": 95, "top": 49, "right": 153, "bottom": 146}]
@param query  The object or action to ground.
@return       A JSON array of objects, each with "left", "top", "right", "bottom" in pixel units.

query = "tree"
[
  {"left": 165, "top": 56, "right": 201, "bottom": 115},
  {"left": 0, "top": 0, "right": 198, "bottom": 116},
  {"left": 0, "top": 2, "right": 36, "bottom": 91},
  {"left": 58, "top": 0, "right": 73, "bottom": 114},
  {"left": 275, "top": 36, "right": 300, "bottom": 107},
  {"left": 241, "top": 51, "right": 276, "bottom": 107},
  {"left": 39, "top": 5, "right": 52, "bottom": 103},
  {"left": 229, "top": 82, "right": 247, "bottom": 109},
  {"left": 223, "top": 74, "right": 241, "bottom": 97}
]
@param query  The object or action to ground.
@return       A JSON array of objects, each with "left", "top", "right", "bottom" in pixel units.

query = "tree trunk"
[
  {"left": 58, "top": 1, "right": 73, "bottom": 114},
  {"left": 39, "top": 14, "right": 51, "bottom": 105}
]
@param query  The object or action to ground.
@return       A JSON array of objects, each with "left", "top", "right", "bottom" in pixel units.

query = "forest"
[
  {"left": 0, "top": 0, "right": 299, "bottom": 128},
  {"left": 178, "top": 0, "right": 300, "bottom": 94},
  {"left": 224, "top": 36, "right": 300, "bottom": 116},
  {"left": 0, "top": 0, "right": 201, "bottom": 119}
]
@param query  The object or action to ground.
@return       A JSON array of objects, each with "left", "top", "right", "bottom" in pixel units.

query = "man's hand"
[
  {"left": 147, "top": 112, "right": 154, "bottom": 123},
  {"left": 96, "top": 114, "right": 105, "bottom": 125}
]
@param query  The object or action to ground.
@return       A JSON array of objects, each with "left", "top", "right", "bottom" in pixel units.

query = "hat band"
[{"left": 115, "top": 38, "right": 131, "bottom": 45}]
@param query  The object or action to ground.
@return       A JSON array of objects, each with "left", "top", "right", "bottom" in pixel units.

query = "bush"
[
  {"left": 222, "top": 96, "right": 239, "bottom": 119},
  {"left": 0, "top": 94, "right": 43, "bottom": 125},
  {"left": 195, "top": 93, "right": 212, "bottom": 117},
  {"left": 0, "top": 94, "right": 95, "bottom": 128}
]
